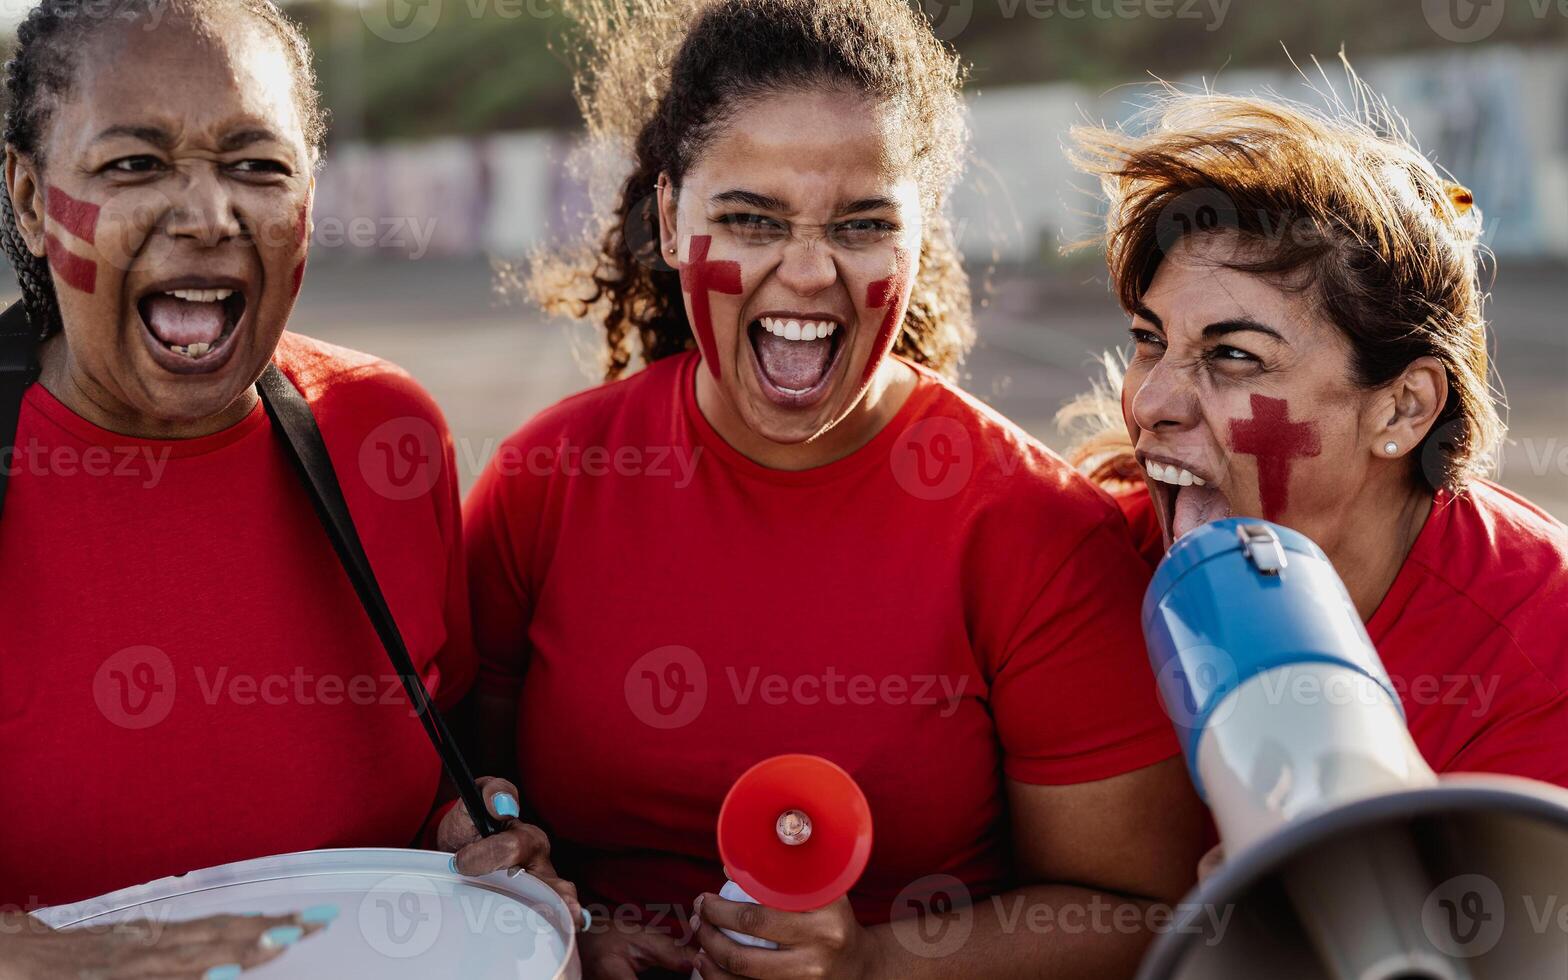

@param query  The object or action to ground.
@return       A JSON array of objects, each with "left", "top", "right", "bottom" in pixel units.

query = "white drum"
[{"left": 31, "top": 848, "right": 581, "bottom": 979}]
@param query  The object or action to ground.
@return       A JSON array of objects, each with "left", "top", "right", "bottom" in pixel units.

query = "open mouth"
[
  {"left": 1143, "top": 456, "right": 1232, "bottom": 547},
  {"left": 746, "top": 314, "right": 847, "bottom": 408},
  {"left": 136, "top": 283, "right": 248, "bottom": 375}
]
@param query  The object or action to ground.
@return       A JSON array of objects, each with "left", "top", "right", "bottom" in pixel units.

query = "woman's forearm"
[{"left": 868, "top": 883, "right": 1166, "bottom": 980}]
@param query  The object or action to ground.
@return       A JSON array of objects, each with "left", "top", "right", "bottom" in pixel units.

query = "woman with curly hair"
[
  {"left": 1061, "top": 76, "right": 1568, "bottom": 798},
  {"left": 463, "top": 1, "right": 1205, "bottom": 977}
]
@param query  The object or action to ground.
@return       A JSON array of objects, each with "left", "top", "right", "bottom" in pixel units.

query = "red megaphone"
[{"left": 716, "top": 753, "right": 874, "bottom": 913}]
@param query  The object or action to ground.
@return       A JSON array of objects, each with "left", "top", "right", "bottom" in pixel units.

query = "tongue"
[
  {"left": 754, "top": 329, "right": 832, "bottom": 392},
  {"left": 143, "top": 296, "right": 225, "bottom": 346},
  {"left": 1172, "top": 484, "right": 1232, "bottom": 540}
]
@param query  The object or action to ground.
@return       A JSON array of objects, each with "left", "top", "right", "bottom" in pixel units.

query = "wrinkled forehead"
[
  {"left": 1141, "top": 232, "right": 1338, "bottom": 346},
  {"left": 43, "top": 11, "right": 304, "bottom": 158},
  {"left": 686, "top": 86, "right": 919, "bottom": 213}
]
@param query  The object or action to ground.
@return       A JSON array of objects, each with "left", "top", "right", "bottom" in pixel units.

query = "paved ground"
[{"left": 280, "top": 255, "right": 1567, "bottom": 519}]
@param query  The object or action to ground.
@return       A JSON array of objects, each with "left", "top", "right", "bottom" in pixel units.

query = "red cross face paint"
[
  {"left": 1227, "top": 394, "right": 1322, "bottom": 521},
  {"left": 679, "top": 234, "right": 742, "bottom": 381},
  {"left": 860, "top": 271, "right": 907, "bottom": 390},
  {"left": 43, "top": 186, "right": 101, "bottom": 294}
]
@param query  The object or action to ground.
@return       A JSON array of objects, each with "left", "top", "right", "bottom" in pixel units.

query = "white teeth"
[
  {"left": 1146, "top": 461, "right": 1205, "bottom": 487},
  {"left": 759, "top": 317, "right": 838, "bottom": 341},
  {"left": 168, "top": 288, "right": 233, "bottom": 303}
]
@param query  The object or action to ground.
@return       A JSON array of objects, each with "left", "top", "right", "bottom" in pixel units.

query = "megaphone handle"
[{"left": 690, "top": 880, "right": 778, "bottom": 980}]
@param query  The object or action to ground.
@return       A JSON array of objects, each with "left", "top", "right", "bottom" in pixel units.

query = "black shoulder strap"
[
  {"left": 0, "top": 300, "right": 39, "bottom": 520},
  {"left": 257, "top": 363, "right": 501, "bottom": 840}
]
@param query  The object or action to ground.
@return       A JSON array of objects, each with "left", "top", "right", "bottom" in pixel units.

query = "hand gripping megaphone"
[
  {"left": 1137, "top": 519, "right": 1568, "bottom": 980},
  {"left": 696, "top": 754, "right": 873, "bottom": 966}
]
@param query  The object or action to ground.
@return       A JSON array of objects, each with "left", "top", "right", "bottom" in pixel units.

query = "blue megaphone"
[{"left": 1137, "top": 519, "right": 1568, "bottom": 980}]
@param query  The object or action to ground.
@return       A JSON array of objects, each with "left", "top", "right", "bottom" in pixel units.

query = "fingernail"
[
  {"left": 688, "top": 913, "right": 699, "bottom": 933},
  {"left": 301, "top": 903, "right": 339, "bottom": 924},
  {"left": 449, "top": 855, "right": 460, "bottom": 875},
  {"left": 204, "top": 967, "right": 242, "bottom": 980},
  {"left": 493, "top": 793, "right": 520, "bottom": 818},
  {"left": 259, "top": 925, "right": 304, "bottom": 950}
]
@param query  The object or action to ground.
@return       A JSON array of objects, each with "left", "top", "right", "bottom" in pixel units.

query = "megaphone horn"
[
  {"left": 697, "top": 753, "right": 874, "bottom": 964},
  {"left": 1138, "top": 519, "right": 1568, "bottom": 980}
]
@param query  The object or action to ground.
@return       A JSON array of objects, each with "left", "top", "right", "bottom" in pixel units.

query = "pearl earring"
[{"left": 1383, "top": 441, "right": 1399, "bottom": 455}]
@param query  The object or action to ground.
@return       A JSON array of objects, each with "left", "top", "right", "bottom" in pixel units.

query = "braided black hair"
[{"left": 0, "top": 0, "right": 326, "bottom": 339}]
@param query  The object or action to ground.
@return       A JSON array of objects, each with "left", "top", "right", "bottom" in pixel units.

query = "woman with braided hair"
[
  {"left": 462, "top": 1, "right": 1205, "bottom": 977},
  {"left": 0, "top": 2, "right": 570, "bottom": 975}
]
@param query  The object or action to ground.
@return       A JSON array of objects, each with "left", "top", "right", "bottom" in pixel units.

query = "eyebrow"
[
  {"left": 1201, "top": 317, "right": 1287, "bottom": 344},
  {"left": 708, "top": 189, "right": 899, "bottom": 218},
  {"left": 91, "top": 124, "right": 285, "bottom": 153},
  {"left": 1132, "top": 304, "right": 1288, "bottom": 344}
]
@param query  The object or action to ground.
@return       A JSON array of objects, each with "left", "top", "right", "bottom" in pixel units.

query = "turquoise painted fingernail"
[
  {"left": 204, "top": 967, "right": 242, "bottom": 980},
  {"left": 493, "top": 793, "right": 520, "bottom": 818},
  {"left": 260, "top": 925, "right": 303, "bottom": 949},
  {"left": 301, "top": 903, "right": 339, "bottom": 924},
  {"left": 449, "top": 855, "right": 460, "bottom": 874}
]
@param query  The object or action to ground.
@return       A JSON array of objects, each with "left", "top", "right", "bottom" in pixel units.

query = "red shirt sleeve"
[
  {"left": 463, "top": 437, "right": 542, "bottom": 703},
  {"left": 990, "top": 514, "right": 1182, "bottom": 785},
  {"left": 430, "top": 426, "right": 477, "bottom": 711}
]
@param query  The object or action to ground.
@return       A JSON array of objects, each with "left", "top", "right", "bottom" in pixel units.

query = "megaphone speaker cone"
[{"left": 717, "top": 754, "right": 874, "bottom": 913}]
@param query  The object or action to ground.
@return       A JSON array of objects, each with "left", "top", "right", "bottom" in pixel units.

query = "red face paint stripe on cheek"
[
  {"left": 860, "top": 275, "right": 904, "bottom": 388},
  {"left": 678, "top": 234, "right": 741, "bottom": 382},
  {"left": 1227, "top": 393, "right": 1322, "bottom": 522},
  {"left": 44, "top": 186, "right": 99, "bottom": 244},
  {"left": 291, "top": 260, "right": 306, "bottom": 299},
  {"left": 44, "top": 233, "right": 97, "bottom": 294}
]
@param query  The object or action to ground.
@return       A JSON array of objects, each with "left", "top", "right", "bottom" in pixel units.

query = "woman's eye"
[
  {"left": 831, "top": 218, "right": 895, "bottom": 247},
  {"left": 715, "top": 213, "right": 786, "bottom": 244},
  {"left": 1129, "top": 327, "right": 1166, "bottom": 350},
  {"left": 105, "top": 156, "right": 165, "bottom": 175},
  {"left": 1209, "top": 344, "right": 1259, "bottom": 364},
  {"left": 229, "top": 159, "right": 291, "bottom": 176}
]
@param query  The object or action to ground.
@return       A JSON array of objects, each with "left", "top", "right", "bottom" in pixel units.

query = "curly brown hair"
[
  {"left": 1063, "top": 71, "right": 1502, "bottom": 493},
  {"left": 527, "top": 0, "right": 974, "bottom": 381}
]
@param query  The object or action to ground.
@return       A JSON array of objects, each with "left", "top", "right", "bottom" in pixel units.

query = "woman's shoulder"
[
  {"left": 500, "top": 351, "right": 687, "bottom": 450},
  {"left": 1409, "top": 479, "right": 1568, "bottom": 666},
  {"left": 271, "top": 330, "right": 447, "bottom": 433},
  {"left": 907, "top": 363, "right": 1124, "bottom": 531}
]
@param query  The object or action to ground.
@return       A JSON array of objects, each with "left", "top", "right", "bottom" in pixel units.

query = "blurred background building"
[{"left": 3, "top": 0, "right": 1565, "bottom": 513}]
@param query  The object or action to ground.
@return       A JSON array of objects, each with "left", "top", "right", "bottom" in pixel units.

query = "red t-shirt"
[
  {"left": 0, "top": 333, "right": 475, "bottom": 909},
  {"left": 466, "top": 351, "right": 1178, "bottom": 924},
  {"left": 1115, "top": 480, "right": 1568, "bottom": 783}
]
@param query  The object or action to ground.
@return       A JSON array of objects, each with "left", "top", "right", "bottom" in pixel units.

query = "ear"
[
  {"left": 655, "top": 171, "right": 679, "bottom": 263},
  {"left": 1375, "top": 355, "right": 1447, "bottom": 459},
  {"left": 5, "top": 147, "right": 47, "bottom": 258}
]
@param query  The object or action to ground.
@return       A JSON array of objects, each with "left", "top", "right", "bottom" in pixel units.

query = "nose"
[
  {"left": 161, "top": 165, "right": 243, "bottom": 247},
  {"left": 772, "top": 236, "right": 837, "bottom": 298},
  {"left": 1130, "top": 355, "right": 1201, "bottom": 436}
]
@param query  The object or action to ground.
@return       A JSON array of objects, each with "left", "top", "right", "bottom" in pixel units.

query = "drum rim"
[{"left": 31, "top": 847, "right": 579, "bottom": 980}]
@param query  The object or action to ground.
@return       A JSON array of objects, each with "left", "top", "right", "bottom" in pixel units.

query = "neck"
[
  {"left": 1321, "top": 477, "right": 1435, "bottom": 621},
  {"left": 695, "top": 357, "right": 917, "bottom": 471},
  {"left": 36, "top": 333, "right": 258, "bottom": 440}
]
